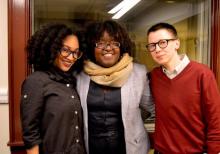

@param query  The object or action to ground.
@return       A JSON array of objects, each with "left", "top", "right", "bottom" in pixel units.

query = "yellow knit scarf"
[{"left": 84, "top": 53, "right": 133, "bottom": 87}]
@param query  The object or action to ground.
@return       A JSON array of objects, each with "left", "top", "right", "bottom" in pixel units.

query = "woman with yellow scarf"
[{"left": 77, "top": 20, "right": 154, "bottom": 154}]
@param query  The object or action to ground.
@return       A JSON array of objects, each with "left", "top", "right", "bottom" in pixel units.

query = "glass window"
[{"left": 33, "top": 0, "right": 211, "bottom": 70}]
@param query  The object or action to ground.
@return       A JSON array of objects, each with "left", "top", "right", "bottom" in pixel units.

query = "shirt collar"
[
  {"left": 46, "top": 66, "right": 76, "bottom": 85},
  {"left": 162, "top": 54, "right": 190, "bottom": 78}
]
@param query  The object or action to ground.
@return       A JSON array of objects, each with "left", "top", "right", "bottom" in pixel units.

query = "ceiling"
[{"left": 33, "top": 0, "right": 208, "bottom": 33}]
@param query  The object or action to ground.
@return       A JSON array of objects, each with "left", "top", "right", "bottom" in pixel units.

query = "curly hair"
[
  {"left": 26, "top": 23, "right": 83, "bottom": 72},
  {"left": 83, "top": 20, "right": 132, "bottom": 62}
]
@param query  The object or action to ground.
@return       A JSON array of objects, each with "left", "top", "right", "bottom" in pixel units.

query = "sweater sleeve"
[
  {"left": 202, "top": 70, "right": 220, "bottom": 153},
  {"left": 20, "top": 74, "right": 44, "bottom": 149}
]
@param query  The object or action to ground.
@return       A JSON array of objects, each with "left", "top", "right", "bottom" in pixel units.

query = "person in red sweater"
[{"left": 146, "top": 22, "right": 220, "bottom": 154}]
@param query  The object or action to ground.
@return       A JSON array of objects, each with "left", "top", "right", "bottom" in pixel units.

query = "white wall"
[
  {"left": 0, "top": 0, "right": 10, "bottom": 153},
  {"left": 0, "top": 105, "right": 10, "bottom": 154}
]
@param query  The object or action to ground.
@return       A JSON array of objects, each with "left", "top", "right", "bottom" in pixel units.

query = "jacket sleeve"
[
  {"left": 20, "top": 75, "right": 44, "bottom": 149},
  {"left": 139, "top": 65, "right": 155, "bottom": 120},
  {"left": 202, "top": 70, "right": 220, "bottom": 153}
]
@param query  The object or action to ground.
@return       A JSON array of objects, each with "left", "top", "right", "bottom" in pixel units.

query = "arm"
[
  {"left": 20, "top": 73, "right": 44, "bottom": 150},
  {"left": 26, "top": 145, "right": 39, "bottom": 154},
  {"left": 202, "top": 71, "right": 220, "bottom": 153}
]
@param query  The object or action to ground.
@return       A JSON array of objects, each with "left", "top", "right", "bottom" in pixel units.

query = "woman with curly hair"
[
  {"left": 76, "top": 20, "right": 154, "bottom": 154},
  {"left": 20, "top": 23, "right": 86, "bottom": 154}
]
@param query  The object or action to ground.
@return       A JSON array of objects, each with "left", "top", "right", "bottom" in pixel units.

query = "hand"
[{"left": 27, "top": 145, "right": 39, "bottom": 154}]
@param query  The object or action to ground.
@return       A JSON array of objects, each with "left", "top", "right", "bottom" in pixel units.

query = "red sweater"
[{"left": 150, "top": 61, "right": 220, "bottom": 154}]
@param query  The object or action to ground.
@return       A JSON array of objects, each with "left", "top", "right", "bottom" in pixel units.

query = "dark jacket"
[{"left": 20, "top": 69, "right": 86, "bottom": 154}]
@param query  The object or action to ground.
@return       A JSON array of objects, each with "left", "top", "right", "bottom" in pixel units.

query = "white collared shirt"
[{"left": 162, "top": 54, "right": 190, "bottom": 79}]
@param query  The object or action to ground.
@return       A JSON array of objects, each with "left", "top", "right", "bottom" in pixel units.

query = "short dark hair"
[
  {"left": 26, "top": 23, "right": 83, "bottom": 72},
  {"left": 83, "top": 20, "right": 132, "bottom": 62},
  {"left": 147, "top": 22, "right": 178, "bottom": 38}
]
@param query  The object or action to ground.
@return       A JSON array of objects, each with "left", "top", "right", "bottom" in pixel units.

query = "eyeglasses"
[
  {"left": 95, "top": 41, "right": 120, "bottom": 49},
  {"left": 146, "top": 39, "right": 177, "bottom": 52},
  {"left": 60, "top": 46, "right": 83, "bottom": 59}
]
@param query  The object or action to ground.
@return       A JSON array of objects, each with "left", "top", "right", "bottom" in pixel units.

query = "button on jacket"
[{"left": 20, "top": 69, "right": 86, "bottom": 154}]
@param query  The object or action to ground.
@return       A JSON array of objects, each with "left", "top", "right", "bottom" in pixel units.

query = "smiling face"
[
  {"left": 148, "top": 29, "right": 180, "bottom": 68},
  {"left": 94, "top": 31, "right": 121, "bottom": 68},
  {"left": 54, "top": 35, "right": 79, "bottom": 72}
]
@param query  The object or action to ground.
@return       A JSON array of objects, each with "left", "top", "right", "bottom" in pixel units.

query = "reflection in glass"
[{"left": 33, "top": 0, "right": 210, "bottom": 70}]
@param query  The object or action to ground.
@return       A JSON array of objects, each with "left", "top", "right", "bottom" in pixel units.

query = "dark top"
[
  {"left": 20, "top": 67, "right": 86, "bottom": 154},
  {"left": 87, "top": 81, "right": 126, "bottom": 154}
]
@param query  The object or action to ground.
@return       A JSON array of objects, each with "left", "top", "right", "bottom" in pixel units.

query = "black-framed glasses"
[
  {"left": 60, "top": 46, "right": 83, "bottom": 59},
  {"left": 95, "top": 41, "right": 120, "bottom": 49},
  {"left": 146, "top": 39, "right": 177, "bottom": 52}
]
